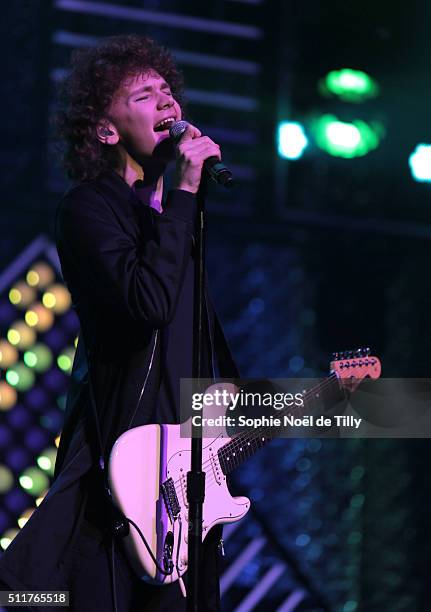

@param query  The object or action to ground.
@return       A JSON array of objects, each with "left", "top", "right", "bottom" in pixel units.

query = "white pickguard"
[{"left": 108, "top": 421, "right": 250, "bottom": 584}]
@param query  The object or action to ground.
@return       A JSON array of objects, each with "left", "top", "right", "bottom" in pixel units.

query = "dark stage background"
[{"left": 1, "top": 1, "right": 431, "bottom": 611}]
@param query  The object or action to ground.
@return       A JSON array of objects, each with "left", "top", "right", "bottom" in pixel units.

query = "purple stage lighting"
[
  {"left": 4, "top": 489, "right": 29, "bottom": 513},
  {"left": 25, "top": 388, "right": 49, "bottom": 411},
  {"left": 24, "top": 427, "right": 49, "bottom": 452},
  {"left": 42, "top": 369, "right": 67, "bottom": 393},
  {"left": 42, "top": 328, "right": 66, "bottom": 352},
  {"left": 0, "top": 424, "right": 13, "bottom": 447},
  {"left": 7, "top": 448, "right": 30, "bottom": 471},
  {"left": 7, "top": 405, "right": 32, "bottom": 430}
]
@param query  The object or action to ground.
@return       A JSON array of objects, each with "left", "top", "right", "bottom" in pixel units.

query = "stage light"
[
  {"left": 37, "top": 447, "right": 57, "bottom": 477},
  {"left": 9, "top": 289, "right": 21, "bottom": 305},
  {"left": 26, "top": 262, "right": 55, "bottom": 288},
  {"left": 0, "top": 382, "right": 17, "bottom": 411},
  {"left": 0, "top": 340, "right": 18, "bottom": 368},
  {"left": 277, "top": 121, "right": 309, "bottom": 160},
  {"left": 5, "top": 371, "right": 19, "bottom": 386},
  {"left": 54, "top": 434, "right": 61, "bottom": 448},
  {"left": 36, "top": 491, "right": 48, "bottom": 507},
  {"left": 0, "top": 465, "right": 14, "bottom": 494},
  {"left": 7, "top": 321, "right": 36, "bottom": 349},
  {"left": 295, "top": 533, "right": 311, "bottom": 547},
  {"left": 57, "top": 348, "right": 75, "bottom": 374},
  {"left": 42, "top": 292, "right": 55, "bottom": 309},
  {"left": 312, "top": 114, "right": 383, "bottom": 158},
  {"left": 42, "top": 284, "right": 71, "bottom": 314},
  {"left": 17, "top": 508, "right": 35, "bottom": 529},
  {"left": 0, "top": 528, "right": 19, "bottom": 550},
  {"left": 319, "top": 68, "right": 379, "bottom": 103},
  {"left": 7, "top": 450, "right": 30, "bottom": 473},
  {"left": 25, "top": 311, "right": 38, "bottom": 327},
  {"left": 26, "top": 271, "right": 39, "bottom": 287},
  {"left": 19, "top": 467, "right": 49, "bottom": 497},
  {"left": 8, "top": 282, "right": 36, "bottom": 308},
  {"left": 409, "top": 144, "right": 431, "bottom": 182},
  {"left": 23, "top": 352, "right": 37, "bottom": 367},
  {"left": 25, "top": 304, "right": 54, "bottom": 332},
  {"left": 23, "top": 344, "right": 53, "bottom": 372},
  {"left": 6, "top": 364, "right": 35, "bottom": 392}
]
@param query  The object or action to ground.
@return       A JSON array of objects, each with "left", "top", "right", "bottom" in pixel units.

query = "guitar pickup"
[{"left": 161, "top": 477, "right": 181, "bottom": 520}]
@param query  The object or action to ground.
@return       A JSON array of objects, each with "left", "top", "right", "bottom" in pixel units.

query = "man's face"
[{"left": 107, "top": 70, "right": 182, "bottom": 160}]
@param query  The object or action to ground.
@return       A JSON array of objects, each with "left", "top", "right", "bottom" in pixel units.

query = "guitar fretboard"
[{"left": 217, "top": 373, "right": 346, "bottom": 475}]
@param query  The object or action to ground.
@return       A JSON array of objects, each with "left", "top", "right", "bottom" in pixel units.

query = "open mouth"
[{"left": 154, "top": 117, "right": 176, "bottom": 132}]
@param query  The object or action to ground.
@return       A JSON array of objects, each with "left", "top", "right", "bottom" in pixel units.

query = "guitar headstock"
[{"left": 330, "top": 348, "right": 381, "bottom": 391}]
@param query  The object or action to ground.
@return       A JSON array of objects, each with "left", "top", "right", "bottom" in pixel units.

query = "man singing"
[{"left": 0, "top": 34, "right": 238, "bottom": 611}]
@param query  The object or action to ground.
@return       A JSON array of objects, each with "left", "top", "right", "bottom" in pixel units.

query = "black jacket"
[{"left": 0, "top": 171, "right": 238, "bottom": 602}]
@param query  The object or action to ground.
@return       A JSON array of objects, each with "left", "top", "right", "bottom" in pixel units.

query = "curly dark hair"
[{"left": 56, "top": 34, "right": 184, "bottom": 182}]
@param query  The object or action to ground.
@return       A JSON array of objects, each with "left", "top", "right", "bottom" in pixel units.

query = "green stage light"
[
  {"left": 6, "top": 364, "right": 35, "bottom": 392},
  {"left": 319, "top": 68, "right": 379, "bottom": 103},
  {"left": 37, "top": 447, "right": 57, "bottom": 477},
  {"left": 57, "top": 348, "right": 75, "bottom": 374},
  {"left": 19, "top": 467, "right": 49, "bottom": 497},
  {"left": 5, "top": 371, "right": 19, "bottom": 386},
  {"left": 24, "top": 344, "right": 53, "bottom": 372},
  {"left": 311, "top": 114, "right": 383, "bottom": 158}
]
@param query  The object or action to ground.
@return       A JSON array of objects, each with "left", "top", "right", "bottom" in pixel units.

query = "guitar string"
[
  {"left": 170, "top": 372, "right": 376, "bottom": 495},
  {"left": 171, "top": 363, "right": 376, "bottom": 495},
  {"left": 170, "top": 373, "right": 342, "bottom": 494},
  {"left": 212, "top": 365, "right": 373, "bottom": 466},
  {"left": 175, "top": 373, "right": 362, "bottom": 499},
  {"left": 170, "top": 372, "right": 347, "bottom": 495},
  {"left": 175, "top": 373, "right": 340, "bottom": 492}
]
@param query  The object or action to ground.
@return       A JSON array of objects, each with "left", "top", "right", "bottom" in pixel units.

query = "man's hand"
[{"left": 172, "top": 124, "right": 221, "bottom": 194}]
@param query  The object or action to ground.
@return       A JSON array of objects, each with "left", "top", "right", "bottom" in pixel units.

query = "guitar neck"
[{"left": 217, "top": 373, "right": 345, "bottom": 475}]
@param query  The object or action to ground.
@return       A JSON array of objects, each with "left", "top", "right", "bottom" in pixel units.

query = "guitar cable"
[{"left": 125, "top": 516, "right": 175, "bottom": 576}]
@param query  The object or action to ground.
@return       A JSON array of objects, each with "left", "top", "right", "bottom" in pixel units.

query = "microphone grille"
[{"left": 169, "top": 120, "right": 189, "bottom": 141}]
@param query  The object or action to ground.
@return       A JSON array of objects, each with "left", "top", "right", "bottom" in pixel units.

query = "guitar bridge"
[{"left": 161, "top": 477, "right": 181, "bottom": 521}]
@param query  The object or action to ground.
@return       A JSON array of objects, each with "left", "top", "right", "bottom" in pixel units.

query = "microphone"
[{"left": 169, "top": 120, "right": 234, "bottom": 188}]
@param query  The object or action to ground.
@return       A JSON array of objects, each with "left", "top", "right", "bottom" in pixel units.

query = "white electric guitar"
[{"left": 108, "top": 349, "right": 381, "bottom": 587}]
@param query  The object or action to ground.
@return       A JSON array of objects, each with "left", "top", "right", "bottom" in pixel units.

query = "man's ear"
[{"left": 96, "top": 121, "right": 119, "bottom": 145}]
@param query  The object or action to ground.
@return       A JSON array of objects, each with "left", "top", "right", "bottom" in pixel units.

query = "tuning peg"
[
  {"left": 364, "top": 347, "right": 371, "bottom": 356},
  {"left": 331, "top": 352, "right": 339, "bottom": 361}
]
